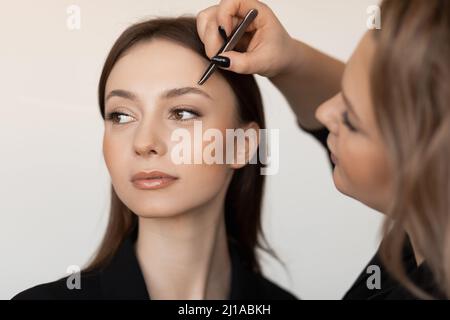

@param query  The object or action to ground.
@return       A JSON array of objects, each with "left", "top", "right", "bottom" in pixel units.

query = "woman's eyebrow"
[
  {"left": 105, "top": 89, "right": 138, "bottom": 103},
  {"left": 105, "top": 87, "right": 213, "bottom": 103},
  {"left": 161, "top": 86, "right": 213, "bottom": 100}
]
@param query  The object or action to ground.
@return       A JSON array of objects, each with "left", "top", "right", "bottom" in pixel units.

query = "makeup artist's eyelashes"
[
  {"left": 342, "top": 111, "right": 358, "bottom": 132},
  {"left": 105, "top": 107, "right": 201, "bottom": 125}
]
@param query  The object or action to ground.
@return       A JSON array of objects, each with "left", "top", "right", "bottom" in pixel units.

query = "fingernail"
[
  {"left": 211, "top": 55, "right": 230, "bottom": 68},
  {"left": 218, "top": 26, "right": 228, "bottom": 42}
]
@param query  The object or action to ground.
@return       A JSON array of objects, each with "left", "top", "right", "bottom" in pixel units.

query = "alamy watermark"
[
  {"left": 366, "top": 264, "right": 381, "bottom": 290},
  {"left": 66, "top": 4, "right": 81, "bottom": 30},
  {"left": 170, "top": 121, "right": 280, "bottom": 176},
  {"left": 66, "top": 265, "right": 81, "bottom": 290},
  {"left": 367, "top": 5, "right": 381, "bottom": 30}
]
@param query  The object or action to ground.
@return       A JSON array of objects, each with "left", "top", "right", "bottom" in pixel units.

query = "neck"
[{"left": 135, "top": 201, "right": 231, "bottom": 300}]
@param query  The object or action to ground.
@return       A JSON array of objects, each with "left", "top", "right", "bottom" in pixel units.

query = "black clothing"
[{"left": 12, "top": 223, "right": 297, "bottom": 300}]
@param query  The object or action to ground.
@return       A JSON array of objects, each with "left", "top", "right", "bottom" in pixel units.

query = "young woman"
[
  {"left": 197, "top": 0, "right": 449, "bottom": 299},
  {"left": 12, "top": 17, "right": 296, "bottom": 300}
]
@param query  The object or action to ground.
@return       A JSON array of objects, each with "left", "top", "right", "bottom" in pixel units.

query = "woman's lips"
[
  {"left": 132, "top": 177, "right": 178, "bottom": 190},
  {"left": 131, "top": 170, "right": 178, "bottom": 190}
]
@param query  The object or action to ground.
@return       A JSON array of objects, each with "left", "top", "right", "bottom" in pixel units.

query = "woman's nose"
[
  {"left": 315, "top": 93, "right": 343, "bottom": 135},
  {"left": 133, "top": 116, "right": 167, "bottom": 157}
]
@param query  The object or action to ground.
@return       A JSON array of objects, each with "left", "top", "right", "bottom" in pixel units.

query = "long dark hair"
[
  {"left": 372, "top": 0, "right": 450, "bottom": 298},
  {"left": 85, "top": 17, "right": 272, "bottom": 273}
]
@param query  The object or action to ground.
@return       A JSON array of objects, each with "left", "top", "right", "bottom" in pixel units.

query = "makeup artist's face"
[
  {"left": 103, "top": 39, "right": 252, "bottom": 218},
  {"left": 316, "top": 33, "right": 393, "bottom": 212}
]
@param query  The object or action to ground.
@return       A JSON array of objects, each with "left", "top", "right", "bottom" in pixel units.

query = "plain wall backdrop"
[{"left": 0, "top": 0, "right": 383, "bottom": 299}]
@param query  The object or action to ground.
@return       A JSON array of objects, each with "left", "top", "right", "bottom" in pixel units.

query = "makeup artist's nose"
[
  {"left": 315, "top": 93, "right": 344, "bottom": 136},
  {"left": 133, "top": 116, "right": 167, "bottom": 157}
]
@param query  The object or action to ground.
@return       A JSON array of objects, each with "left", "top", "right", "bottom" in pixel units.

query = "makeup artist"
[{"left": 197, "top": 0, "right": 450, "bottom": 299}]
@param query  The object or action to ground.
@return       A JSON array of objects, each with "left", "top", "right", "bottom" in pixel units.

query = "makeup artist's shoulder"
[{"left": 11, "top": 270, "right": 102, "bottom": 300}]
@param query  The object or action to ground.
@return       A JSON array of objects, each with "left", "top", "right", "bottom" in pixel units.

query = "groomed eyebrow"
[
  {"left": 163, "top": 87, "right": 213, "bottom": 100},
  {"left": 105, "top": 86, "right": 213, "bottom": 103},
  {"left": 105, "top": 89, "right": 138, "bottom": 102}
]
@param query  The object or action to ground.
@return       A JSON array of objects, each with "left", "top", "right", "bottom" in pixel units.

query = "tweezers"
[{"left": 198, "top": 8, "right": 258, "bottom": 85}]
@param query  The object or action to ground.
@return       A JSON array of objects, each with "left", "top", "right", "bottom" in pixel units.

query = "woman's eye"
[
  {"left": 170, "top": 108, "right": 200, "bottom": 121},
  {"left": 105, "top": 112, "right": 134, "bottom": 124},
  {"left": 342, "top": 111, "right": 357, "bottom": 132}
]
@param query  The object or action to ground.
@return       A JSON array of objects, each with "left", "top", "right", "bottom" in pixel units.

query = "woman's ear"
[{"left": 229, "top": 121, "right": 260, "bottom": 170}]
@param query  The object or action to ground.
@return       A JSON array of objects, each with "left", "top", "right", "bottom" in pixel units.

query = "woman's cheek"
[
  {"left": 171, "top": 127, "right": 233, "bottom": 197},
  {"left": 102, "top": 135, "right": 114, "bottom": 173},
  {"left": 103, "top": 135, "right": 126, "bottom": 182},
  {"left": 182, "top": 163, "right": 230, "bottom": 194}
]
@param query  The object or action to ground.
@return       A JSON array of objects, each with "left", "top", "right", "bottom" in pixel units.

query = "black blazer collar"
[
  {"left": 99, "top": 227, "right": 149, "bottom": 299},
  {"left": 98, "top": 224, "right": 259, "bottom": 300}
]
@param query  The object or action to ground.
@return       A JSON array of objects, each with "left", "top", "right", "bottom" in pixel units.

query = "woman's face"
[
  {"left": 103, "top": 39, "right": 254, "bottom": 218},
  {"left": 316, "top": 33, "right": 393, "bottom": 213}
]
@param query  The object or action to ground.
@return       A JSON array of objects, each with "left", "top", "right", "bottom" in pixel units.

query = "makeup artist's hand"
[
  {"left": 197, "top": 0, "right": 296, "bottom": 77},
  {"left": 198, "top": 0, "right": 344, "bottom": 130}
]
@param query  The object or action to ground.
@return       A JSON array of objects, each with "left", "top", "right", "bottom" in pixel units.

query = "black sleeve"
[
  {"left": 11, "top": 282, "right": 61, "bottom": 300},
  {"left": 296, "top": 120, "right": 334, "bottom": 170},
  {"left": 11, "top": 273, "right": 101, "bottom": 300}
]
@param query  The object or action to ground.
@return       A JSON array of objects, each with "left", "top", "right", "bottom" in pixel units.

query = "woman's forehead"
[{"left": 105, "top": 39, "right": 233, "bottom": 103}]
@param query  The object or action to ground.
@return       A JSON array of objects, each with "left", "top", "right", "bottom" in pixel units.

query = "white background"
[{"left": 0, "top": 0, "right": 383, "bottom": 299}]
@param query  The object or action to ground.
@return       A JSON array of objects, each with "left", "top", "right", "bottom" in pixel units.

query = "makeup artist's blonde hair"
[{"left": 372, "top": 0, "right": 450, "bottom": 299}]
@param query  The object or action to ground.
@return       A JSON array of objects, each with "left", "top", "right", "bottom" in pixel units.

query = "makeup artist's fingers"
[
  {"left": 212, "top": 27, "right": 295, "bottom": 78},
  {"left": 197, "top": 6, "right": 222, "bottom": 58},
  {"left": 197, "top": 6, "right": 237, "bottom": 58},
  {"left": 213, "top": 51, "right": 261, "bottom": 75},
  {"left": 216, "top": 0, "right": 269, "bottom": 36},
  {"left": 199, "top": 0, "right": 294, "bottom": 77},
  {"left": 213, "top": 51, "right": 273, "bottom": 77},
  {"left": 204, "top": 22, "right": 225, "bottom": 58}
]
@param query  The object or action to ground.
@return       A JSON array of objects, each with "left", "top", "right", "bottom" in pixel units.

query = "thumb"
[{"left": 211, "top": 50, "right": 256, "bottom": 74}]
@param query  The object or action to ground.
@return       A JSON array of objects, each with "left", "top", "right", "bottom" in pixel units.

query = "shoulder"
[
  {"left": 11, "top": 270, "right": 102, "bottom": 300},
  {"left": 253, "top": 273, "right": 299, "bottom": 300},
  {"left": 343, "top": 237, "right": 445, "bottom": 300},
  {"left": 228, "top": 243, "right": 298, "bottom": 300}
]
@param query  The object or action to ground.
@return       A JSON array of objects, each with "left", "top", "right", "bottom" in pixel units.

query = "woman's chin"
[
  {"left": 132, "top": 207, "right": 185, "bottom": 219},
  {"left": 126, "top": 199, "right": 188, "bottom": 218}
]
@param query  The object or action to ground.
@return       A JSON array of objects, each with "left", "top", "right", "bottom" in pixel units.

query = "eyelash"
[
  {"left": 168, "top": 106, "right": 201, "bottom": 122},
  {"left": 105, "top": 107, "right": 201, "bottom": 125},
  {"left": 105, "top": 111, "right": 132, "bottom": 124},
  {"left": 342, "top": 111, "right": 357, "bottom": 132}
]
